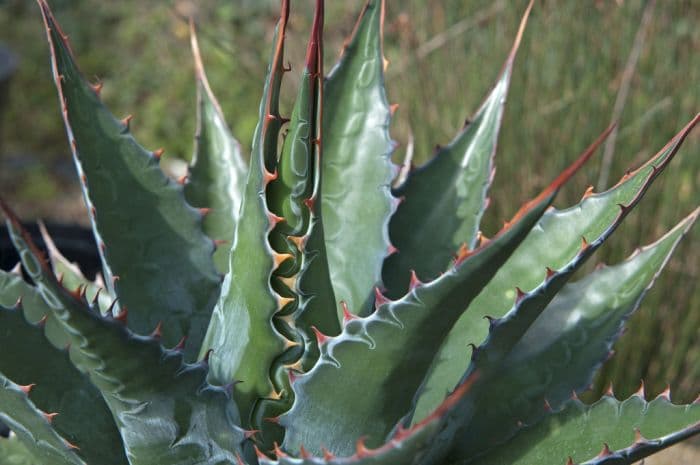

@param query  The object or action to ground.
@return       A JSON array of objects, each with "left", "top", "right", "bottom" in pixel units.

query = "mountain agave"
[{"left": 0, "top": 0, "right": 698, "bottom": 464}]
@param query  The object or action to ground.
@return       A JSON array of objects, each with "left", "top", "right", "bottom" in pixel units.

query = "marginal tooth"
[
  {"left": 10, "top": 262, "right": 22, "bottom": 275},
  {"left": 174, "top": 336, "right": 187, "bottom": 351},
  {"left": 373, "top": 288, "right": 389, "bottom": 310},
  {"left": 278, "top": 274, "right": 297, "bottom": 291},
  {"left": 545, "top": 267, "right": 556, "bottom": 279},
  {"left": 267, "top": 211, "right": 285, "bottom": 228},
  {"left": 114, "top": 307, "right": 128, "bottom": 324},
  {"left": 287, "top": 370, "right": 298, "bottom": 385},
  {"left": 287, "top": 360, "right": 304, "bottom": 372},
  {"left": 299, "top": 445, "right": 311, "bottom": 459},
  {"left": 597, "top": 443, "right": 612, "bottom": 458},
  {"left": 36, "top": 315, "right": 48, "bottom": 328},
  {"left": 288, "top": 235, "right": 306, "bottom": 250},
  {"left": 604, "top": 383, "right": 614, "bottom": 397},
  {"left": 515, "top": 287, "right": 526, "bottom": 304},
  {"left": 634, "top": 428, "right": 648, "bottom": 443},
  {"left": 265, "top": 416, "right": 281, "bottom": 425},
  {"left": 198, "top": 208, "right": 212, "bottom": 217},
  {"left": 635, "top": 380, "right": 646, "bottom": 399},
  {"left": 43, "top": 412, "right": 59, "bottom": 423},
  {"left": 311, "top": 326, "right": 330, "bottom": 345},
  {"left": 91, "top": 81, "right": 103, "bottom": 95},
  {"left": 543, "top": 398, "right": 552, "bottom": 412},
  {"left": 566, "top": 457, "right": 574, "bottom": 465},
  {"left": 303, "top": 197, "right": 316, "bottom": 211},
  {"left": 268, "top": 390, "right": 283, "bottom": 401},
  {"left": 386, "top": 243, "right": 399, "bottom": 256},
  {"left": 273, "top": 252, "right": 294, "bottom": 268},
  {"left": 283, "top": 338, "right": 301, "bottom": 351},
  {"left": 18, "top": 384, "right": 35, "bottom": 394},
  {"left": 322, "top": 447, "right": 335, "bottom": 460},
  {"left": 263, "top": 168, "right": 278, "bottom": 185},
  {"left": 273, "top": 442, "right": 288, "bottom": 458},
  {"left": 580, "top": 236, "right": 589, "bottom": 250},
  {"left": 276, "top": 295, "right": 295, "bottom": 309},
  {"left": 178, "top": 175, "right": 189, "bottom": 185},
  {"left": 150, "top": 322, "right": 163, "bottom": 340},
  {"left": 63, "top": 438, "right": 80, "bottom": 450},
  {"left": 476, "top": 230, "right": 490, "bottom": 247},
  {"left": 393, "top": 424, "right": 409, "bottom": 441},
  {"left": 581, "top": 184, "right": 595, "bottom": 200},
  {"left": 244, "top": 429, "right": 260, "bottom": 440},
  {"left": 656, "top": 385, "right": 671, "bottom": 401},
  {"left": 408, "top": 270, "right": 422, "bottom": 290},
  {"left": 454, "top": 243, "right": 473, "bottom": 266},
  {"left": 383, "top": 56, "right": 390, "bottom": 71},
  {"left": 341, "top": 301, "right": 356, "bottom": 322},
  {"left": 121, "top": 114, "right": 133, "bottom": 129},
  {"left": 153, "top": 148, "right": 165, "bottom": 160},
  {"left": 355, "top": 436, "right": 371, "bottom": 457},
  {"left": 389, "top": 103, "right": 399, "bottom": 116},
  {"left": 254, "top": 445, "right": 267, "bottom": 459}
]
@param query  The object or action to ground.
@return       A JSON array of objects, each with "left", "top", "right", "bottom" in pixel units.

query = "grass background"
[{"left": 0, "top": 0, "right": 698, "bottom": 409}]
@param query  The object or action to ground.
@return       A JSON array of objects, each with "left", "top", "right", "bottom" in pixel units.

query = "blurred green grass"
[{"left": 0, "top": 0, "right": 697, "bottom": 402}]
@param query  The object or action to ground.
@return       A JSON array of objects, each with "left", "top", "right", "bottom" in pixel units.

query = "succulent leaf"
[
  {"left": 263, "top": 376, "right": 481, "bottom": 465},
  {"left": 266, "top": 0, "right": 340, "bottom": 342},
  {"left": 0, "top": 370, "right": 84, "bottom": 465},
  {"left": 185, "top": 24, "right": 248, "bottom": 273},
  {"left": 200, "top": 0, "right": 291, "bottom": 426},
  {"left": 2, "top": 206, "right": 248, "bottom": 465},
  {"left": 281, "top": 145, "right": 597, "bottom": 456},
  {"left": 38, "top": 222, "right": 114, "bottom": 313},
  {"left": 257, "top": 0, "right": 341, "bottom": 448},
  {"left": 0, "top": 300, "right": 127, "bottom": 464},
  {"left": 38, "top": 0, "right": 221, "bottom": 360},
  {"left": 0, "top": 268, "right": 69, "bottom": 349},
  {"left": 464, "top": 395, "right": 700, "bottom": 465},
  {"left": 413, "top": 114, "right": 700, "bottom": 422},
  {"left": 0, "top": 433, "right": 44, "bottom": 465},
  {"left": 383, "top": 0, "right": 532, "bottom": 299},
  {"left": 321, "top": 0, "right": 396, "bottom": 315},
  {"left": 444, "top": 207, "right": 699, "bottom": 461}
]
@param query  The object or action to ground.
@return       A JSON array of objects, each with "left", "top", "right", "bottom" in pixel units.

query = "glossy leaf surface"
[
  {"left": 282, "top": 176, "right": 565, "bottom": 456},
  {"left": 413, "top": 115, "right": 699, "bottom": 421},
  {"left": 200, "top": 0, "right": 290, "bottom": 426},
  {"left": 40, "top": 1, "right": 221, "bottom": 359},
  {"left": 4, "top": 207, "right": 247, "bottom": 465},
  {"left": 0, "top": 300, "right": 126, "bottom": 465},
  {"left": 0, "top": 370, "right": 84, "bottom": 465},
  {"left": 383, "top": 1, "right": 532, "bottom": 298},
  {"left": 466, "top": 395, "right": 700, "bottom": 465},
  {"left": 446, "top": 208, "right": 698, "bottom": 461},
  {"left": 185, "top": 26, "right": 247, "bottom": 273},
  {"left": 321, "top": 0, "right": 396, "bottom": 315}
]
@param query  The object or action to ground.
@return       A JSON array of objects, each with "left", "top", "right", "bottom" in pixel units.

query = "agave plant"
[{"left": 0, "top": 0, "right": 698, "bottom": 464}]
